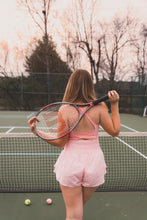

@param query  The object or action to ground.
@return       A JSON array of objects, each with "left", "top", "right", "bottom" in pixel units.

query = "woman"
[{"left": 28, "top": 69, "right": 120, "bottom": 220}]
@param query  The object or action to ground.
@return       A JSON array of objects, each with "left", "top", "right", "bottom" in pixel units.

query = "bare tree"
[
  {"left": 61, "top": 0, "right": 103, "bottom": 83},
  {"left": 57, "top": 8, "right": 81, "bottom": 71},
  {"left": 17, "top": 0, "right": 54, "bottom": 73},
  {"left": 63, "top": 40, "right": 80, "bottom": 71},
  {"left": 130, "top": 24, "right": 147, "bottom": 83},
  {"left": 0, "top": 41, "right": 10, "bottom": 76},
  {"left": 101, "top": 15, "right": 135, "bottom": 82}
]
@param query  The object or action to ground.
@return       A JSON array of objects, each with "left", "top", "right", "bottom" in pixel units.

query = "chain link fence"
[{"left": 0, "top": 72, "right": 146, "bottom": 115}]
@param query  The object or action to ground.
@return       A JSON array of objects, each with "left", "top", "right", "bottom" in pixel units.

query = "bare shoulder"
[
  {"left": 90, "top": 102, "right": 108, "bottom": 113},
  {"left": 97, "top": 102, "right": 108, "bottom": 111}
]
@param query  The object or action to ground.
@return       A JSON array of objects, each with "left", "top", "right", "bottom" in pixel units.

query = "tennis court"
[{"left": 0, "top": 111, "right": 147, "bottom": 219}]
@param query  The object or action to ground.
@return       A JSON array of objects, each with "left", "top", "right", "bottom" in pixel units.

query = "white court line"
[
  {"left": 1, "top": 123, "right": 146, "bottom": 159},
  {"left": 27, "top": 112, "right": 35, "bottom": 119},
  {"left": 121, "top": 124, "right": 138, "bottom": 133},
  {"left": 116, "top": 137, "right": 147, "bottom": 160},
  {"left": 117, "top": 125, "right": 147, "bottom": 159},
  {"left": 101, "top": 124, "right": 146, "bottom": 159},
  {"left": 0, "top": 116, "right": 26, "bottom": 118},
  {"left": 0, "top": 153, "right": 60, "bottom": 156},
  {"left": 99, "top": 126, "right": 103, "bottom": 130},
  {"left": 6, "top": 127, "right": 15, "bottom": 134},
  {"left": 0, "top": 126, "right": 30, "bottom": 134},
  {"left": 0, "top": 126, "right": 29, "bottom": 129}
]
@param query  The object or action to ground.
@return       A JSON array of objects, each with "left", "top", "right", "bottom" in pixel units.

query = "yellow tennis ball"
[{"left": 25, "top": 199, "right": 31, "bottom": 206}]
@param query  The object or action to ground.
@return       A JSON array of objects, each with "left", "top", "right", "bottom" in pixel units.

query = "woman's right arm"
[{"left": 99, "top": 90, "right": 120, "bottom": 137}]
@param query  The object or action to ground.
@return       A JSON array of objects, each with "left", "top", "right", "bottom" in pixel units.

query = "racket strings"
[
  {"left": 36, "top": 105, "right": 60, "bottom": 137},
  {"left": 35, "top": 104, "right": 80, "bottom": 139}
]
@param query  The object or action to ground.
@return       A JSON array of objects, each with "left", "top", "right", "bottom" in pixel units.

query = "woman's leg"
[
  {"left": 82, "top": 186, "right": 98, "bottom": 206},
  {"left": 60, "top": 184, "right": 83, "bottom": 220}
]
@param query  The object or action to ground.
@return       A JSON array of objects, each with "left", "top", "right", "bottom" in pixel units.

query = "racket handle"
[{"left": 93, "top": 94, "right": 109, "bottom": 105}]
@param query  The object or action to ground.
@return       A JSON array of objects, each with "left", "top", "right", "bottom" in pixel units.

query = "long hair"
[{"left": 63, "top": 69, "right": 96, "bottom": 103}]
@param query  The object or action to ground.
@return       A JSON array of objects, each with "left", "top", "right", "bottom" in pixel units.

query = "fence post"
[
  {"left": 21, "top": 73, "right": 23, "bottom": 110},
  {"left": 130, "top": 77, "right": 133, "bottom": 114},
  {"left": 47, "top": 73, "right": 50, "bottom": 104}
]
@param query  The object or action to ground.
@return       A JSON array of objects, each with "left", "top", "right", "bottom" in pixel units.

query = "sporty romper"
[{"left": 54, "top": 107, "right": 107, "bottom": 187}]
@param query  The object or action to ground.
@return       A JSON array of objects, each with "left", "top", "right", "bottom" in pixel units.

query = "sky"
[{"left": 0, "top": 0, "right": 147, "bottom": 73}]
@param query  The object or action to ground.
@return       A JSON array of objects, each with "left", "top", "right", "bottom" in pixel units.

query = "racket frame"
[{"left": 34, "top": 95, "right": 108, "bottom": 141}]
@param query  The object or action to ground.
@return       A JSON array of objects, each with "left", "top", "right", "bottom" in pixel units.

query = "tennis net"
[{"left": 0, "top": 132, "right": 147, "bottom": 192}]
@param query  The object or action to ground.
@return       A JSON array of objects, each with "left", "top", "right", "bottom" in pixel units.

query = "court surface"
[
  {"left": 0, "top": 112, "right": 147, "bottom": 220},
  {"left": 0, "top": 191, "right": 147, "bottom": 220}
]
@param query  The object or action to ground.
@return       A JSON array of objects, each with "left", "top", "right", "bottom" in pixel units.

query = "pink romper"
[{"left": 54, "top": 108, "right": 107, "bottom": 187}]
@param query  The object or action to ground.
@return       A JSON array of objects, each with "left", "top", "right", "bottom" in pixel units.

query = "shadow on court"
[{"left": 0, "top": 191, "right": 146, "bottom": 220}]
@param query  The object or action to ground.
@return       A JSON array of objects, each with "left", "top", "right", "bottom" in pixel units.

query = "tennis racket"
[{"left": 34, "top": 94, "right": 108, "bottom": 141}]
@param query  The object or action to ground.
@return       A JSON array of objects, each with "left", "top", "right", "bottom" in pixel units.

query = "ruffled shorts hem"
[
  {"left": 54, "top": 173, "right": 106, "bottom": 188},
  {"left": 54, "top": 139, "right": 107, "bottom": 188}
]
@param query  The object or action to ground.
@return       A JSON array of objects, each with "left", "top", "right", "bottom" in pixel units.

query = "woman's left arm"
[{"left": 28, "top": 116, "right": 69, "bottom": 148}]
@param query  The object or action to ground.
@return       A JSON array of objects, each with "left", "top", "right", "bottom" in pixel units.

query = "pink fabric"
[
  {"left": 54, "top": 107, "right": 107, "bottom": 187},
  {"left": 70, "top": 107, "right": 99, "bottom": 140},
  {"left": 54, "top": 139, "right": 106, "bottom": 187}
]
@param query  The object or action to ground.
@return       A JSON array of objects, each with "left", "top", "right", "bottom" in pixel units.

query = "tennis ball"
[
  {"left": 46, "top": 198, "right": 52, "bottom": 205},
  {"left": 25, "top": 199, "right": 31, "bottom": 206}
]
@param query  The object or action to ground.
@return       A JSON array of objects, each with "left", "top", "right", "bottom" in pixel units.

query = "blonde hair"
[{"left": 63, "top": 69, "right": 96, "bottom": 103}]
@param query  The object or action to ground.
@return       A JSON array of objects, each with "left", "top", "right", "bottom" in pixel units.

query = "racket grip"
[{"left": 93, "top": 94, "right": 109, "bottom": 105}]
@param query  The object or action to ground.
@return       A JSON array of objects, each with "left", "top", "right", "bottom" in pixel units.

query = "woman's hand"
[
  {"left": 28, "top": 116, "right": 40, "bottom": 135},
  {"left": 108, "top": 90, "right": 119, "bottom": 104}
]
